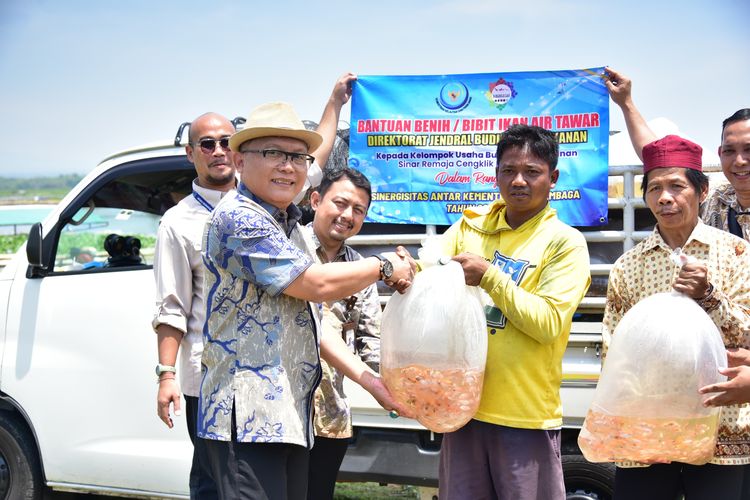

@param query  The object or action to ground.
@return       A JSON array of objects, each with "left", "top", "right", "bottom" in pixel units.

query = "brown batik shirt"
[{"left": 603, "top": 221, "right": 750, "bottom": 465}]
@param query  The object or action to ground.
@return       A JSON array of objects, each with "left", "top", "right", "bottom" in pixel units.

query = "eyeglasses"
[
  {"left": 241, "top": 148, "right": 315, "bottom": 169},
  {"left": 194, "top": 137, "right": 230, "bottom": 154}
]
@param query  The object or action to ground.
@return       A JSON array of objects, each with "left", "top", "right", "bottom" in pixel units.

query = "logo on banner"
[
  {"left": 485, "top": 77, "right": 517, "bottom": 111},
  {"left": 436, "top": 81, "right": 471, "bottom": 113}
]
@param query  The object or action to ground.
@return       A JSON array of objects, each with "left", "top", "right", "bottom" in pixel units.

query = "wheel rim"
[{"left": 567, "top": 489, "right": 603, "bottom": 500}]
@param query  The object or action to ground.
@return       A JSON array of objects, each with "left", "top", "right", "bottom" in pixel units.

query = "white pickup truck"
[{"left": 0, "top": 128, "right": 655, "bottom": 499}]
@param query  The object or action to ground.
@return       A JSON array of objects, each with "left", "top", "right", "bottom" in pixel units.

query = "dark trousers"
[
  {"left": 439, "top": 419, "right": 565, "bottom": 500},
  {"left": 306, "top": 436, "right": 349, "bottom": 500},
  {"left": 614, "top": 462, "right": 745, "bottom": 500},
  {"left": 185, "top": 395, "right": 219, "bottom": 500},
  {"left": 202, "top": 409, "right": 310, "bottom": 500}
]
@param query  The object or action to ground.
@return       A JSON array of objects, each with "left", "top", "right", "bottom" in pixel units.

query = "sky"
[{"left": 1, "top": 0, "right": 748, "bottom": 177}]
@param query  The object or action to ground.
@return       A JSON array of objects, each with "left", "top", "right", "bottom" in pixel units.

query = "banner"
[{"left": 349, "top": 68, "right": 609, "bottom": 226}]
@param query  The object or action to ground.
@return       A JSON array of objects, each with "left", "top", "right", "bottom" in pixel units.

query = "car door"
[{"left": 2, "top": 155, "right": 196, "bottom": 496}]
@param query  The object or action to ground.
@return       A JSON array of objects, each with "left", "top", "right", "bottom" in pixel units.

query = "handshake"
[
  {"left": 376, "top": 246, "right": 418, "bottom": 294},
  {"left": 376, "top": 248, "right": 492, "bottom": 293}
]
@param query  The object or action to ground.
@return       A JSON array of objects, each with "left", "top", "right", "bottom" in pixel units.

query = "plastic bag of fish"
[
  {"left": 578, "top": 292, "right": 726, "bottom": 465},
  {"left": 380, "top": 259, "right": 487, "bottom": 433}
]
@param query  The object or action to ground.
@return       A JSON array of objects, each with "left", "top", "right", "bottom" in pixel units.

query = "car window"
[
  {"left": 53, "top": 207, "right": 161, "bottom": 272},
  {"left": 49, "top": 160, "right": 195, "bottom": 273}
]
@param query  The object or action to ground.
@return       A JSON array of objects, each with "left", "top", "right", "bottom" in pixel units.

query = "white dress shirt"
[{"left": 152, "top": 180, "right": 229, "bottom": 396}]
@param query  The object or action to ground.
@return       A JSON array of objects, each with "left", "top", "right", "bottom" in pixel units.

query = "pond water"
[{"left": 0, "top": 204, "right": 55, "bottom": 235}]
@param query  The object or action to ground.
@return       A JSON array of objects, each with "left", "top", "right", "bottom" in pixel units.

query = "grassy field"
[
  {"left": 0, "top": 234, "right": 27, "bottom": 254},
  {"left": 334, "top": 483, "right": 421, "bottom": 499},
  {"left": 47, "top": 483, "right": 425, "bottom": 499}
]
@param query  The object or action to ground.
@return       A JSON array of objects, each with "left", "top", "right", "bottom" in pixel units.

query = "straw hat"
[{"left": 229, "top": 102, "right": 323, "bottom": 153}]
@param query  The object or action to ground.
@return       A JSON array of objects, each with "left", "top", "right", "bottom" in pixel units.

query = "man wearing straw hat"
[
  {"left": 198, "top": 101, "right": 414, "bottom": 499},
  {"left": 153, "top": 73, "right": 356, "bottom": 500}
]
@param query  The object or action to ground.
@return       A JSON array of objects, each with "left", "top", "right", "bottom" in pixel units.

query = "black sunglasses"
[{"left": 195, "top": 137, "right": 230, "bottom": 153}]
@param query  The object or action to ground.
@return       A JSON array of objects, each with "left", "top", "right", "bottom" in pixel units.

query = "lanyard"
[{"left": 192, "top": 191, "right": 214, "bottom": 212}]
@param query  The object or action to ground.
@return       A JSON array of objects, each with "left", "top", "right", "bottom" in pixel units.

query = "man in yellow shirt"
[{"left": 437, "top": 124, "right": 591, "bottom": 500}]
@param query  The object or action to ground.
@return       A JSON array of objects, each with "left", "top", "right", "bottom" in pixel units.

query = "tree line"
[{"left": 0, "top": 174, "right": 83, "bottom": 194}]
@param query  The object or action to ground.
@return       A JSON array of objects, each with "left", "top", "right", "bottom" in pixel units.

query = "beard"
[{"left": 204, "top": 168, "right": 236, "bottom": 188}]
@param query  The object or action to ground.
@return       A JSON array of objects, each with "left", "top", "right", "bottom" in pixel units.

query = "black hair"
[
  {"left": 317, "top": 166, "right": 372, "bottom": 206},
  {"left": 721, "top": 108, "right": 750, "bottom": 140},
  {"left": 641, "top": 168, "right": 709, "bottom": 202},
  {"left": 496, "top": 124, "right": 559, "bottom": 171}
]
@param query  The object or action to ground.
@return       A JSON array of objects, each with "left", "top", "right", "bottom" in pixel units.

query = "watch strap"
[
  {"left": 371, "top": 254, "right": 384, "bottom": 280},
  {"left": 155, "top": 364, "right": 177, "bottom": 376},
  {"left": 372, "top": 254, "right": 393, "bottom": 281}
]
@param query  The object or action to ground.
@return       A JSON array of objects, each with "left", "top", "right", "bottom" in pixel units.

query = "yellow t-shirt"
[{"left": 442, "top": 200, "right": 590, "bottom": 429}]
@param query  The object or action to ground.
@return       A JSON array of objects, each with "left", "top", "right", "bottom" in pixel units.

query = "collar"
[
  {"left": 237, "top": 182, "right": 302, "bottom": 235},
  {"left": 637, "top": 219, "right": 713, "bottom": 254},
  {"left": 710, "top": 182, "right": 750, "bottom": 213},
  {"left": 495, "top": 202, "right": 554, "bottom": 231},
  {"left": 192, "top": 179, "right": 230, "bottom": 211},
  {"left": 712, "top": 182, "right": 741, "bottom": 209},
  {"left": 461, "top": 200, "right": 555, "bottom": 235},
  {"left": 305, "top": 222, "right": 347, "bottom": 263}
]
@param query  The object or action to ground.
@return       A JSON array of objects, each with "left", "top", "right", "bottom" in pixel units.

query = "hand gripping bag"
[
  {"left": 578, "top": 292, "right": 726, "bottom": 465},
  {"left": 380, "top": 260, "right": 488, "bottom": 433}
]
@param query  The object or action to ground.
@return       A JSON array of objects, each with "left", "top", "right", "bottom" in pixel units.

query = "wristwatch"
[
  {"left": 155, "top": 364, "right": 176, "bottom": 377},
  {"left": 373, "top": 254, "right": 394, "bottom": 281},
  {"left": 695, "top": 283, "right": 719, "bottom": 312}
]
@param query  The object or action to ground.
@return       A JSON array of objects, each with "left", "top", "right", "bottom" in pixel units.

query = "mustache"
[{"left": 333, "top": 218, "right": 353, "bottom": 229}]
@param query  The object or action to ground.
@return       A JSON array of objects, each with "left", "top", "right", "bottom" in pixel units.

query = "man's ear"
[
  {"left": 186, "top": 144, "right": 195, "bottom": 164},
  {"left": 234, "top": 152, "right": 244, "bottom": 174},
  {"left": 550, "top": 168, "right": 559, "bottom": 189},
  {"left": 309, "top": 191, "right": 321, "bottom": 210},
  {"left": 700, "top": 181, "right": 709, "bottom": 204}
]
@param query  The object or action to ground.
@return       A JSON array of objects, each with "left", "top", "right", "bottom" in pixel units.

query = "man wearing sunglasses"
[
  {"left": 153, "top": 73, "right": 356, "bottom": 499},
  {"left": 198, "top": 100, "right": 414, "bottom": 500}
]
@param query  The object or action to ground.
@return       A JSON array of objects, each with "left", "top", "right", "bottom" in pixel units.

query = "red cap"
[{"left": 642, "top": 135, "right": 703, "bottom": 174}]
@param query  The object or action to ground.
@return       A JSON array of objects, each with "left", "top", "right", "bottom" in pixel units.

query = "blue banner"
[{"left": 349, "top": 68, "right": 609, "bottom": 226}]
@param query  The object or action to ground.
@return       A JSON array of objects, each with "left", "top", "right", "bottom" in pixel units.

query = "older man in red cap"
[{"left": 602, "top": 135, "right": 750, "bottom": 499}]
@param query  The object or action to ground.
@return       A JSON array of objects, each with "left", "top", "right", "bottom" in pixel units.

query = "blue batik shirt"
[{"left": 198, "top": 182, "right": 322, "bottom": 447}]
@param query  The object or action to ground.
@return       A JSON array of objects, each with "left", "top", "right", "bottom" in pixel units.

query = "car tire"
[
  {"left": 0, "top": 411, "right": 42, "bottom": 500},
  {"left": 563, "top": 454, "right": 614, "bottom": 500}
]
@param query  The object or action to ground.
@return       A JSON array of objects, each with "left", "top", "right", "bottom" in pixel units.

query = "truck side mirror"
[{"left": 26, "top": 223, "right": 44, "bottom": 268}]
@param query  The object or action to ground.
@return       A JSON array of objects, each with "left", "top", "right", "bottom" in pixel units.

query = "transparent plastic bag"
[
  {"left": 579, "top": 292, "right": 726, "bottom": 465},
  {"left": 380, "top": 258, "right": 487, "bottom": 433}
]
